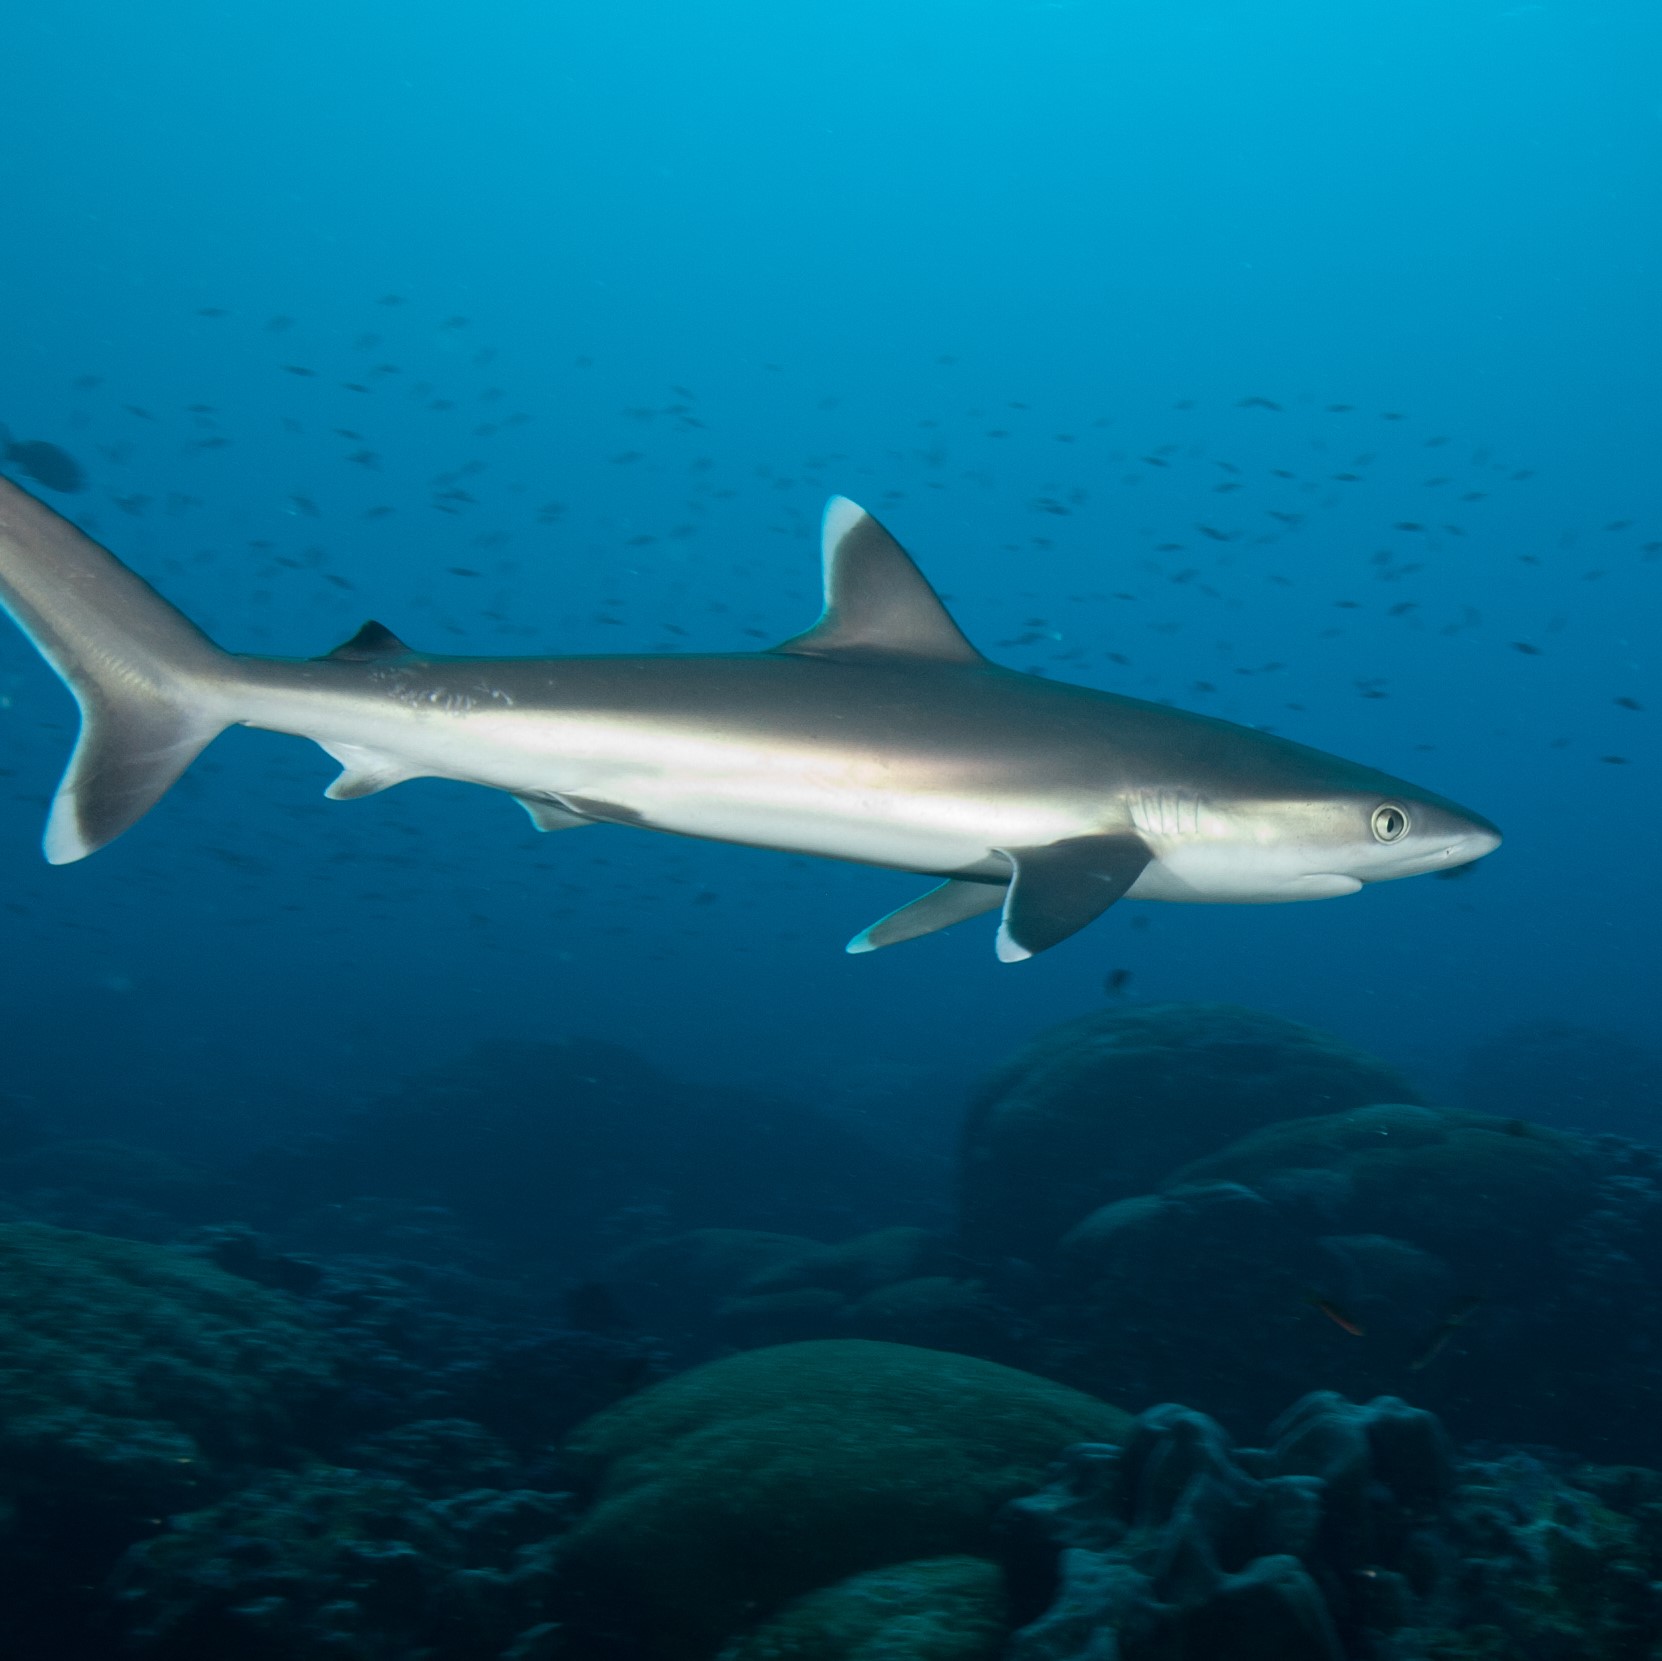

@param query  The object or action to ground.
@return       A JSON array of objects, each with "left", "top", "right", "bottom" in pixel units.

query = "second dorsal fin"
[
  {"left": 318, "top": 620, "right": 414, "bottom": 664},
  {"left": 772, "top": 498, "right": 984, "bottom": 665}
]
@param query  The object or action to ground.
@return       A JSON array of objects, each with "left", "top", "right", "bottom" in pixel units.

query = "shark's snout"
[
  {"left": 1398, "top": 806, "right": 1501, "bottom": 880},
  {"left": 1438, "top": 804, "right": 1502, "bottom": 865},
  {"left": 1454, "top": 822, "right": 1503, "bottom": 861}
]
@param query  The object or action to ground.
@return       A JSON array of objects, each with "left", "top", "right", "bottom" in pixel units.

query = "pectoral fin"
[
  {"left": 846, "top": 877, "right": 1006, "bottom": 954},
  {"left": 994, "top": 834, "right": 1153, "bottom": 962}
]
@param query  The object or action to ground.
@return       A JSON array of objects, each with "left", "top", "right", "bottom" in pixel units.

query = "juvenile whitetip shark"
[{"left": 0, "top": 477, "right": 1499, "bottom": 961}]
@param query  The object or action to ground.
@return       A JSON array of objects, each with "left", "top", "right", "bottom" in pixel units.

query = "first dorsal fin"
[
  {"left": 318, "top": 619, "right": 413, "bottom": 664},
  {"left": 772, "top": 497, "right": 984, "bottom": 665}
]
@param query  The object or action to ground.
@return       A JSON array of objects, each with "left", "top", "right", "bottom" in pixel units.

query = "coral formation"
[
  {"left": 2, "top": 1003, "right": 1661, "bottom": 1658},
  {"left": 717, "top": 1556, "right": 1009, "bottom": 1661},
  {"left": 1023, "top": 1094, "right": 1662, "bottom": 1453},
  {"left": 0, "top": 1221, "right": 340, "bottom": 1653},
  {"left": 1171, "top": 1101, "right": 1601, "bottom": 1286},
  {"left": 959, "top": 1004, "right": 1421, "bottom": 1259},
  {"left": 0, "top": 1220, "right": 338, "bottom": 1510},
  {"left": 554, "top": 1338, "right": 1131, "bottom": 1657},
  {"left": 116, "top": 1460, "right": 570, "bottom": 1660},
  {"left": 1004, "top": 1391, "right": 1662, "bottom": 1660}
]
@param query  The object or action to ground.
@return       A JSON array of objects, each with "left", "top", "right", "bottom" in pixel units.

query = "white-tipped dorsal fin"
[{"left": 773, "top": 497, "right": 984, "bottom": 665}]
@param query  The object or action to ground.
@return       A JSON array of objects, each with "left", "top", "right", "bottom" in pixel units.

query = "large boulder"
[
  {"left": 554, "top": 1338, "right": 1130, "bottom": 1657},
  {"left": 960, "top": 1006, "right": 1420, "bottom": 1259}
]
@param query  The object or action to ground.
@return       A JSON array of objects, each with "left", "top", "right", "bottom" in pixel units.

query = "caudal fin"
[{"left": 0, "top": 477, "right": 234, "bottom": 862}]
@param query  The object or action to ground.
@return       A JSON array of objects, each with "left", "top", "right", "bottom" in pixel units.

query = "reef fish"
[
  {"left": 0, "top": 427, "right": 84, "bottom": 494},
  {"left": 1307, "top": 1294, "right": 1366, "bottom": 1337},
  {"left": 0, "top": 481, "right": 1500, "bottom": 960}
]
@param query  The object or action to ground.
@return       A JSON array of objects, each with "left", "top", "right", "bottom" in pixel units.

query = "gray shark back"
[{"left": 0, "top": 477, "right": 1499, "bottom": 959}]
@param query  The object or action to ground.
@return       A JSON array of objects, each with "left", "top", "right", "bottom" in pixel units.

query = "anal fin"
[
  {"left": 847, "top": 877, "right": 1006, "bottom": 954},
  {"left": 995, "top": 834, "right": 1153, "bottom": 962},
  {"left": 515, "top": 795, "right": 594, "bottom": 833},
  {"left": 319, "top": 741, "right": 419, "bottom": 800}
]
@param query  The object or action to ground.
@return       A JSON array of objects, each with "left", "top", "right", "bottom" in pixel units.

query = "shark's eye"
[{"left": 1371, "top": 803, "right": 1411, "bottom": 843}]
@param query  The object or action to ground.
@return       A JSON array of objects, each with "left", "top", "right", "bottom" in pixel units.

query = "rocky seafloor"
[{"left": 3, "top": 1004, "right": 1661, "bottom": 1659}]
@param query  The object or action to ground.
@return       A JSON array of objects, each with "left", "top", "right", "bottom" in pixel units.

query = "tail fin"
[{"left": 0, "top": 477, "right": 234, "bottom": 862}]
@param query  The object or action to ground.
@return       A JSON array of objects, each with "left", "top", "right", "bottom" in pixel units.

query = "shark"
[{"left": 0, "top": 477, "right": 1499, "bottom": 960}]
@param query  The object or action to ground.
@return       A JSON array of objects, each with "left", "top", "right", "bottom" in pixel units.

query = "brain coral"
[
  {"left": 555, "top": 1338, "right": 1129, "bottom": 1657},
  {"left": 959, "top": 1004, "right": 1419, "bottom": 1258}
]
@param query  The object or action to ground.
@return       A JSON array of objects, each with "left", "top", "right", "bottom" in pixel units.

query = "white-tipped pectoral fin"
[
  {"left": 994, "top": 924, "right": 1034, "bottom": 964},
  {"left": 994, "top": 834, "right": 1154, "bottom": 961},
  {"left": 847, "top": 877, "right": 1006, "bottom": 954}
]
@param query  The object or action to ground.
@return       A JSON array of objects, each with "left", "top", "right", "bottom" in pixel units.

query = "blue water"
[
  {"left": 5, "top": 3, "right": 1655, "bottom": 1147},
  {"left": 4, "top": 4, "right": 1662, "bottom": 1655}
]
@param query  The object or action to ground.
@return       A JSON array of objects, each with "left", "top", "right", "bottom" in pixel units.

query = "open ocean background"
[
  {"left": 1, "top": 6, "right": 1660, "bottom": 1658},
  {"left": 0, "top": 0, "right": 1654, "bottom": 1155}
]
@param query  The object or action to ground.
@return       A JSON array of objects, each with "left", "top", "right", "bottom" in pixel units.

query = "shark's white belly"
[
  {"left": 340, "top": 699, "right": 1105, "bottom": 875},
  {"left": 292, "top": 704, "right": 1367, "bottom": 902},
  {"left": 538, "top": 748, "right": 1069, "bottom": 876}
]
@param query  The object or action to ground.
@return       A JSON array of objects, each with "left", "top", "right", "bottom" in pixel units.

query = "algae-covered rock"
[
  {"left": 961, "top": 1005, "right": 1419, "bottom": 1258},
  {"left": 556, "top": 1338, "right": 1129, "bottom": 1657},
  {"left": 718, "top": 1556, "right": 1008, "bottom": 1661},
  {"left": 0, "top": 1220, "right": 338, "bottom": 1515}
]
